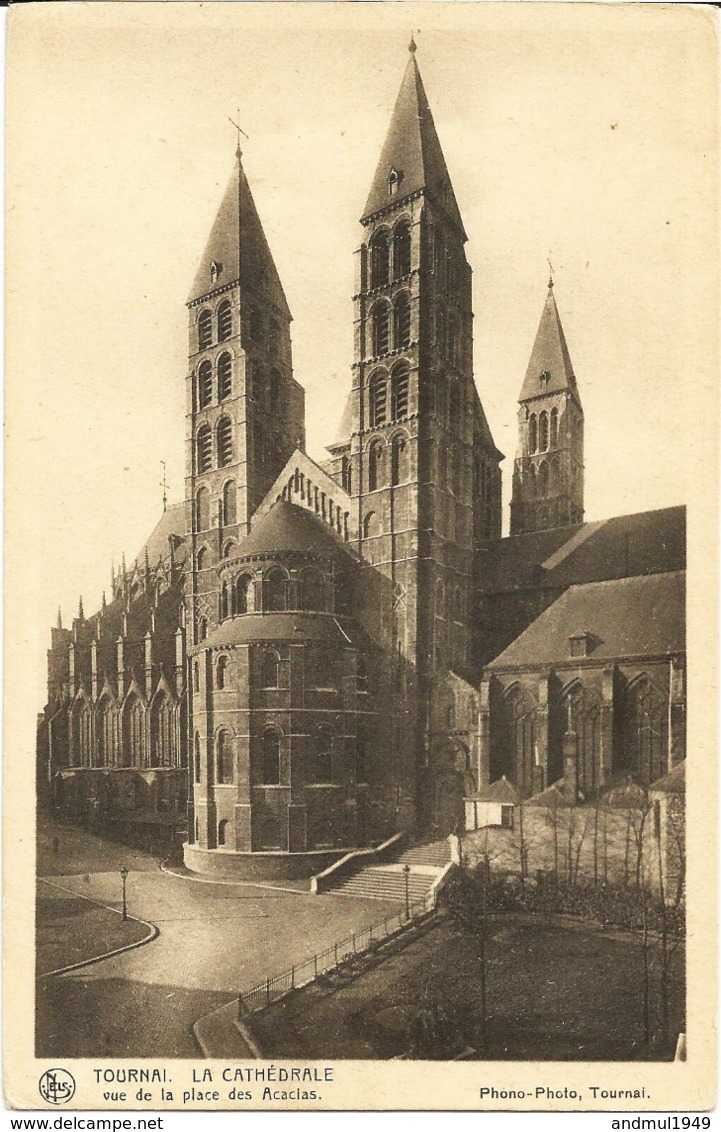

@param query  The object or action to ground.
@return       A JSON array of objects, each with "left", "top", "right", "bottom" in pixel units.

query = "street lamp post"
[
  {"left": 120, "top": 866, "right": 129, "bottom": 921},
  {"left": 403, "top": 864, "right": 411, "bottom": 921}
]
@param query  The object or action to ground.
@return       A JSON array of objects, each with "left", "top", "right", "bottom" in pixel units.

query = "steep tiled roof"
[
  {"left": 518, "top": 284, "right": 580, "bottom": 405},
  {"left": 192, "top": 612, "right": 364, "bottom": 653},
  {"left": 476, "top": 506, "right": 685, "bottom": 596},
  {"left": 362, "top": 51, "right": 465, "bottom": 236},
  {"left": 231, "top": 500, "right": 354, "bottom": 562},
  {"left": 131, "top": 502, "right": 186, "bottom": 570},
  {"left": 188, "top": 152, "right": 291, "bottom": 316},
  {"left": 486, "top": 571, "right": 684, "bottom": 670},
  {"left": 475, "top": 776, "right": 520, "bottom": 804}
]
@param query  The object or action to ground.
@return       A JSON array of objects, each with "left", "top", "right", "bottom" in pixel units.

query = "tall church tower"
[
  {"left": 327, "top": 41, "right": 502, "bottom": 830},
  {"left": 186, "top": 148, "right": 305, "bottom": 646},
  {"left": 510, "top": 279, "right": 584, "bottom": 534}
]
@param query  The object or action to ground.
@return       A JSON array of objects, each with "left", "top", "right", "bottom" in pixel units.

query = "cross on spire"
[
  {"left": 547, "top": 255, "right": 555, "bottom": 289},
  {"left": 160, "top": 460, "right": 168, "bottom": 513},
  {"left": 228, "top": 110, "right": 250, "bottom": 158}
]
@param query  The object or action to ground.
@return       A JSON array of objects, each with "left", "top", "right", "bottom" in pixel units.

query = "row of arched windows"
[
  {"left": 193, "top": 648, "right": 368, "bottom": 697},
  {"left": 525, "top": 457, "right": 560, "bottom": 499},
  {"left": 193, "top": 725, "right": 370, "bottom": 787},
  {"left": 370, "top": 293, "right": 412, "bottom": 356},
  {"left": 368, "top": 362, "right": 410, "bottom": 428},
  {"left": 368, "top": 220, "right": 412, "bottom": 289},
  {"left": 196, "top": 417, "right": 233, "bottom": 473},
  {"left": 528, "top": 408, "right": 559, "bottom": 454},
  {"left": 217, "top": 566, "right": 328, "bottom": 619},
  {"left": 70, "top": 693, "right": 181, "bottom": 769},
  {"left": 198, "top": 300, "right": 233, "bottom": 351},
  {"left": 195, "top": 352, "right": 233, "bottom": 410},
  {"left": 195, "top": 481, "right": 236, "bottom": 533},
  {"left": 367, "top": 432, "right": 409, "bottom": 491}
]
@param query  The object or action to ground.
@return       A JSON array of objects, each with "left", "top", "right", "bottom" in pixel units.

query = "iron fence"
[{"left": 238, "top": 895, "right": 432, "bottom": 1018}]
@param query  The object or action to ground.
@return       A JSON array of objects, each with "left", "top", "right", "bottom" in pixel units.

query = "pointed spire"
[
  {"left": 187, "top": 148, "right": 291, "bottom": 317},
  {"left": 102, "top": 590, "right": 107, "bottom": 611},
  {"left": 56, "top": 607, "right": 63, "bottom": 630},
  {"left": 362, "top": 48, "right": 466, "bottom": 237},
  {"left": 110, "top": 560, "right": 116, "bottom": 590},
  {"left": 518, "top": 281, "right": 581, "bottom": 406},
  {"left": 77, "top": 595, "right": 84, "bottom": 621}
]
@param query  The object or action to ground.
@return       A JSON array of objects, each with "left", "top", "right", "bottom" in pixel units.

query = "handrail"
[
  {"left": 310, "top": 831, "right": 405, "bottom": 894},
  {"left": 238, "top": 885, "right": 437, "bottom": 1019}
]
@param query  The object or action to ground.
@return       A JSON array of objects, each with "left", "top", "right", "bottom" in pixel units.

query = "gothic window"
[
  {"left": 312, "top": 725, "right": 334, "bottom": 784},
  {"left": 193, "top": 661, "right": 200, "bottom": 693},
  {"left": 269, "top": 369, "right": 281, "bottom": 410},
  {"left": 621, "top": 675, "right": 668, "bottom": 784},
  {"left": 195, "top": 486, "right": 210, "bottom": 532},
  {"left": 371, "top": 302, "right": 391, "bottom": 356},
  {"left": 220, "top": 481, "right": 236, "bottom": 528},
  {"left": 261, "top": 728, "right": 282, "bottom": 784},
  {"left": 198, "top": 309, "right": 213, "bottom": 350},
  {"left": 124, "top": 695, "right": 145, "bottom": 768},
  {"left": 368, "top": 440, "right": 383, "bottom": 491},
  {"left": 217, "top": 417, "right": 233, "bottom": 467},
  {"left": 298, "top": 568, "right": 324, "bottom": 612},
  {"left": 97, "top": 699, "right": 117, "bottom": 768},
  {"left": 218, "top": 819, "right": 229, "bottom": 846},
  {"left": 234, "top": 573, "right": 252, "bottom": 614},
  {"left": 391, "top": 362, "right": 409, "bottom": 420},
  {"left": 529, "top": 465, "right": 538, "bottom": 498},
  {"left": 150, "top": 694, "right": 173, "bottom": 768},
  {"left": 528, "top": 414, "right": 538, "bottom": 454},
  {"left": 558, "top": 682, "right": 602, "bottom": 798},
  {"left": 261, "top": 649, "right": 280, "bottom": 688},
  {"left": 217, "top": 300, "right": 232, "bottom": 342},
  {"left": 369, "top": 230, "right": 390, "bottom": 288},
  {"left": 220, "top": 581, "right": 230, "bottom": 620},
  {"left": 194, "top": 732, "right": 201, "bottom": 781},
  {"left": 264, "top": 568, "right": 288, "bottom": 612},
  {"left": 216, "top": 729, "right": 234, "bottom": 784},
  {"left": 393, "top": 292, "right": 411, "bottom": 349},
  {"left": 217, "top": 353, "right": 232, "bottom": 401},
  {"left": 216, "top": 656, "right": 228, "bottom": 689},
  {"left": 356, "top": 728, "right": 369, "bottom": 782},
  {"left": 498, "top": 685, "right": 537, "bottom": 798},
  {"left": 369, "top": 371, "right": 388, "bottom": 428},
  {"left": 393, "top": 220, "right": 411, "bottom": 278},
  {"left": 539, "top": 411, "right": 549, "bottom": 452},
  {"left": 341, "top": 455, "right": 352, "bottom": 493},
  {"left": 550, "top": 408, "right": 559, "bottom": 448},
  {"left": 199, "top": 360, "right": 213, "bottom": 409},
  {"left": 363, "top": 511, "right": 377, "bottom": 539},
  {"left": 196, "top": 425, "right": 212, "bottom": 473},
  {"left": 391, "top": 433, "right": 408, "bottom": 486}
]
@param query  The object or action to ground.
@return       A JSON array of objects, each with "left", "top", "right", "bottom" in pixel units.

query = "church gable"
[{"left": 251, "top": 448, "right": 353, "bottom": 544}]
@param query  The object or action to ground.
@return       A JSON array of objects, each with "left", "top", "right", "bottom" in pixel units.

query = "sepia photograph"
[{"left": 4, "top": 0, "right": 717, "bottom": 1112}]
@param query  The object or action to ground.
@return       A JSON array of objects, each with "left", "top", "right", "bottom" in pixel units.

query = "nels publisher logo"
[{"left": 39, "top": 1068, "right": 76, "bottom": 1105}]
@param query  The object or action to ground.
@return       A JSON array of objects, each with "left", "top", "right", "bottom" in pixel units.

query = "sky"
[{"left": 6, "top": 2, "right": 717, "bottom": 716}]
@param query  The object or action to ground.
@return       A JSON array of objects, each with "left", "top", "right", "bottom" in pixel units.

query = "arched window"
[
  {"left": 197, "top": 546, "right": 208, "bottom": 572},
  {"left": 220, "top": 581, "right": 230, "bottom": 620},
  {"left": 261, "top": 728, "right": 281, "bottom": 785},
  {"left": 363, "top": 511, "right": 377, "bottom": 539},
  {"left": 369, "top": 371, "right": 387, "bottom": 428},
  {"left": 298, "top": 568, "right": 324, "bottom": 612},
  {"left": 550, "top": 408, "right": 559, "bottom": 448},
  {"left": 196, "top": 424, "right": 212, "bottom": 473},
  {"left": 261, "top": 649, "right": 280, "bottom": 688},
  {"left": 264, "top": 568, "right": 288, "bottom": 612},
  {"left": 538, "top": 460, "right": 549, "bottom": 496},
  {"left": 368, "top": 440, "right": 383, "bottom": 491},
  {"left": 391, "top": 362, "right": 409, "bottom": 420},
  {"left": 393, "top": 220, "right": 411, "bottom": 278},
  {"left": 528, "top": 414, "right": 538, "bottom": 454},
  {"left": 124, "top": 695, "right": 145, "bottom": 768},
  {"left": 393, "top": 292, "right": 411, "bottom": 349},
  {"left": 371, "top": 302, "right": 390, "bottom": 356},
  {"left": 193, "top": 662, "right": 200, "bottom": 693},
  {"left": 198, "top": 360, "right": 213, "bottom": 409},
  {"left": 198, "top": 309, "right": 213, "bottom": 350},
  {"left": 195, "top": 486, "right": 210, "bottom": 531},
  {"left": 313, "top": 725, "right": 334, "bottom": 784},
  {"left": 96, "top": 699, "right": 117, "bottom": 768},
  {"left": 369, "top": 230, "right": 390, "bottom": 288},
  {"left": 529, "top": 465, "right": 538, "bottom": 498},
  {"left": 222, "top": 540, "right": 237, "bottom": 559},
  {"left": 150, "top": 694, "right": 173, "bottom": 768},
  {"left": 217, "top": 417, "right": 233, "bottom": 467},
  {"left": 198, "top": 617, "right": 208, "bottom": 642},
  {"left": 217, "top": 301, "right": 232, "bottom": 342},
  {"left": 621, "top": 675, "right": 668, "bottom": 784},
  {"left": 539, "top": 411, "right": 549, "bottom": 452},
  {"left": 496, "top": 685, "right": 537, "bottom": 797},
  {"left": 218, "top": 818, "right": 229, "bottom": 846},
  {"left": 222, "top": 480, "right": 237, "bottom": 526},
  {"left": 341, "top": 455, "right": 352, "bottom": 493},
  {"left": 217, "top": 352, "right": 232, "bottom": 401},
  {"left": 268, "top": 370, "right": 281, "bottom": 410},
  {"left": 194, "top": 732, "right": 201, "bottom": 782},
  {"left": 216, "top": 730, "right": 234, "bottom": 784},
  {"left": 356, "top": 729, "right": 369, "bottom": 782},
  {"left": 216, "top": 656, "right": 228, "bottom": 689},
  {"left": 557, "top": 683, "right": 601, "bottom": 798},
  {"left": 391, "top": 433, "right": 408, "bottom": 486},
  {"left": 234, "top": 573, "right": 252, "bottom": 614}
]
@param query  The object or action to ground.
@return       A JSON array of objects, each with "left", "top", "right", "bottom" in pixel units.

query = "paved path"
[{"left": 38, "top": 865, "right": 400, "bottom": 1059}]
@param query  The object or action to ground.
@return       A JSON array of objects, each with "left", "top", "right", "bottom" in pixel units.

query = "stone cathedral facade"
[{"left": 37, "top": 44, "right": 685, "bottom": 877}]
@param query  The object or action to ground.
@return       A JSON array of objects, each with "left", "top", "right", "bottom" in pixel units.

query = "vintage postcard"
[{"left": 4, "top": 0, "right": 718, "bottom": 1113}]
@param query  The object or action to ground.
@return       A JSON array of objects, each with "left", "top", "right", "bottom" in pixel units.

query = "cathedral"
[{"left": 37, "top": 43, "right": 686, "bottom": 878}]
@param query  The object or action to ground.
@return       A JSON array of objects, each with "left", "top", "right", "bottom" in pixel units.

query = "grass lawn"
[
  {"left": 251, "top": 914, "right": 684, "bottom": 1061},
  {"left": 37, "top": 880, "right": 150, "bottom": 975}
]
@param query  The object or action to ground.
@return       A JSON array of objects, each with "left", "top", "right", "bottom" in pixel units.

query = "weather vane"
[
  {"left": 547, "top": 255, "right": 555, "bottom": 289},
  {"left": 228, "top": 109, "right": 250, "bottom": 156},
  {"left": 160, "top": 460, "right": 168, "bottom": 513}
]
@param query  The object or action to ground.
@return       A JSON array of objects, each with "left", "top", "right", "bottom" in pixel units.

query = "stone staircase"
[{"left": 327, "top": 838, "right": 452, "bottom": 904}]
